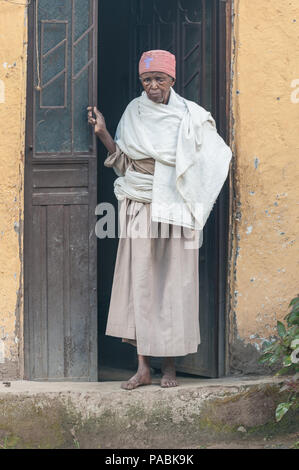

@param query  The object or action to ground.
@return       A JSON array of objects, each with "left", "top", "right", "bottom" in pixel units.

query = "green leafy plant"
[{"left": 259, "top": 292, "right": 299, "bottom": 422}]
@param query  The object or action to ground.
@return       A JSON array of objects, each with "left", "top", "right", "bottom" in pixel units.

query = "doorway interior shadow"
[{"left": 97, "top": 0, "right": 138, "bottom": 378}]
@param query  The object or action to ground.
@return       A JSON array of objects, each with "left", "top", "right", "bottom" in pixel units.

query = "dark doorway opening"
[
  {"left": 97, "top": 2, "right": 138, "bottom": 378},
  {"left": 97, "top": 0, "right": 231, "bottom": 380}
]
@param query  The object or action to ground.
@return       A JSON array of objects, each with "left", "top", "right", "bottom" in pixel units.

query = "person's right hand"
[{"left": 87, "top": 106, "right": 107, "bottom": 135}]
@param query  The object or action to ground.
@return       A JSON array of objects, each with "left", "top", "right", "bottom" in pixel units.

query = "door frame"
[
  {"left": 23, "top": 0, "right": 233, "bottom": 380},
  {"left": 215, "top": 0, "right": 233, "bottom": 377}
]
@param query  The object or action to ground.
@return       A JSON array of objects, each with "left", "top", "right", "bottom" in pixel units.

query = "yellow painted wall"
[
  {"left": 0, "top": 0, "right": 298, "bottom": 378},
  {"left": 0, "top": 1, "right": 27, "bottom": 378},
  {"left": 229, "top": 0, "right": 299, "bottom": 372}
]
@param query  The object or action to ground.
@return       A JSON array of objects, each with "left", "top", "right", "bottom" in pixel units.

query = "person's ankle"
[{"left": 137, "top": 363, "right": 151, "bottom": 373}]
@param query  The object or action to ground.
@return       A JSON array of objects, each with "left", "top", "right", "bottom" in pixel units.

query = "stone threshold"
[
  {"left": 0, "top": 374, "right": 283, "bottom": 394},
  {"left": 0, "top": 374, "right": 297, "bottom": 449}
]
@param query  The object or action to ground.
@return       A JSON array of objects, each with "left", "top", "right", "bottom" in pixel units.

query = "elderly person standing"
[{"left": 88, "top": 50, "right": 232, "bottom": 390}]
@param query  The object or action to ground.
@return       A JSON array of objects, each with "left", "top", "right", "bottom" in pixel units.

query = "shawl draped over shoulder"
[{"left": 109, "top": 87, "right": 232, "bottom": 233}]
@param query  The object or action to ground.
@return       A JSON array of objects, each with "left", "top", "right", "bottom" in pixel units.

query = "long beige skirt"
[{"left": 105, "top": 197, "right": 201, "bottom": 357}]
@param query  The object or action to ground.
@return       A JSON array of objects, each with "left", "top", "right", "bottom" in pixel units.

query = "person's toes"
[
  {"left": 121, "top": 381, "right": 130, "bottom": 390},
  {"left": 169, "top": 381, "right": 178, "bottom": 388},
  {"left": 162, "top": 382, "right": 170, "bottom": 388},
  {"left": 121, "top": 382, "right": 136, "bottom": 390},
  {"left": 161, "top": 377, "right": 178, "bottom": 388},
  {"left": 121, "top": 379, "right": 138, "bottom": 390},
  {"left": 121, "top": 374, "right": 152, "bottom": 390}
]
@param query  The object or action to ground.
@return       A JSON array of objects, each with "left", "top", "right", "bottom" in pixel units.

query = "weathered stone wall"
[
  {"left": 0, "top": 3, "right": 27, "bottom": 379},
  {"left": 229, "top": 0, "right": 299, "bottom": 374}
]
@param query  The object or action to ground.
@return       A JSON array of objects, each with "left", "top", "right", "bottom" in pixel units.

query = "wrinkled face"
[{"left": 139, "top": 71, "right": 175, "bottom": 104}]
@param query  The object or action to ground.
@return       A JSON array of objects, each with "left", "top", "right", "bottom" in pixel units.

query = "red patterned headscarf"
[{"left": 139, "top": 50, "right": 176, "bottom": 79}]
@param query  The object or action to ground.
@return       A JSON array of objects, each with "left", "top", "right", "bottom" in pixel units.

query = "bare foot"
[
  {"left": 121, "top": 370, "right": 152, "bottom": 390},
  {"left": 121, "top": 355, "right": 152, "bottom": 390},
  {"left": 161, "top": 358, "right": 178, "bottom": 388}
]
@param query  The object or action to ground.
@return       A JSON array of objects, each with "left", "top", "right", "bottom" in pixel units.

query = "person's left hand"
[{"left": 87, "top": 106, "right": 107, "bottom": 135}]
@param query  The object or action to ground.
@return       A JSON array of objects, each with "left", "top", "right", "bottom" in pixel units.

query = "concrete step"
[{"left": 0, "top": 375, "right": 298, "bottom": 449}]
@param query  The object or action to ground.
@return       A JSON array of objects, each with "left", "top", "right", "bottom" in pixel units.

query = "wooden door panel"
[
  {"left": 47, "top": 205, "right": 65, "bottom": 378},
  {"left": 24, "top": 0, "right": 98, "bottom": 381},
  {"left": 28, "top": 202, "right": 93, "bottom": 380}
]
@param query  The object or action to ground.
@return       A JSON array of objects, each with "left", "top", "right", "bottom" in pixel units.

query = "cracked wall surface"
[{"left": 229, "top": 0, "right": 299, "bottom": 373}]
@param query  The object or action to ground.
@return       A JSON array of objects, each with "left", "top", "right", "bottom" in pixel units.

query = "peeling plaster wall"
[
  {"left": 229, "top": 0, "right": 299, "bottom": 373},
  {"left": 0, "top": 3, "right": 27, "bottom": 378}
]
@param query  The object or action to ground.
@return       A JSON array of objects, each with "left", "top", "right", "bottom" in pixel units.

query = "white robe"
[
  {"left": 113, "top": 87, "right": 232, "bottom": 237},
  {"left": 104, "top": 89, "right": 232, "bottom": 356}
]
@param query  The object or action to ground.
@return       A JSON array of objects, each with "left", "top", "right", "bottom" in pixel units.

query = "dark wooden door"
[
  {"left": 129, "top": 0, "right": 230, "bottom": 377},
  {"left": 24, "top": 0, "right": 98, "bottom": 380}
]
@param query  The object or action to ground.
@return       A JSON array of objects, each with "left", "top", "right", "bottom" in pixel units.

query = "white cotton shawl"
[{"left": 112, "top": 87, "right": 232, "bottom": 232}]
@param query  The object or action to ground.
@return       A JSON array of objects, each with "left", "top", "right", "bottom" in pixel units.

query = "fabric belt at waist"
[{"left": 113, "top": 167, "right": 154, "bottom": 203}]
